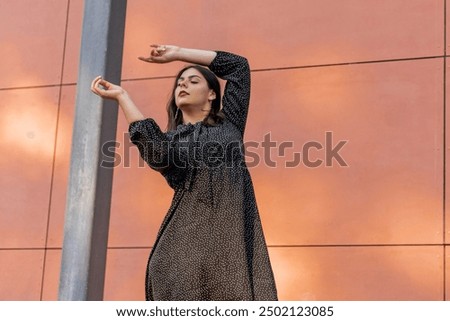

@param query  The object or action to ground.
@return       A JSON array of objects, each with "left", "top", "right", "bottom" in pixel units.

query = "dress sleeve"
[
  {"left": 128, "top": 118, "right": 170, "bottom": 173},
  {"left": 209, "top": 51, "right": 251, "bottom": 136}
]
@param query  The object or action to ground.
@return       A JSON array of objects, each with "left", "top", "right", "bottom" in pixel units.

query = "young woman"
[{"left": 91, "top": 45, "right": 278, "bottom": 301}]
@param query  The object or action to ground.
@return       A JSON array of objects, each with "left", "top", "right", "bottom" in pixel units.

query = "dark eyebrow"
[{"left": 177, "top": 75, "right": 202, "bottom": 81}]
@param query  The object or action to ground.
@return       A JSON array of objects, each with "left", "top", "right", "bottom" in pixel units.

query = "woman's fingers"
[
  {"left": 90, "top": 76, "right": 100, "bottom": 91},
  {"left": 90, "top": 77, "right": 124, "bottom": 100},
  {"left": 150, "top": 44, "right": 165, "bottom": 52},
  {"left": 91, "top": 76, "right": 110, "bottom": 97},
  {"left": 91, "top": 77, "right": 99, "bottom": 94},
  {"left": 138, "top": 53, "right": 157, "bottom": 62},
  {"left": 99, "top": 78, "right": 110, "bottom": 89},
  {"left": 138, "top": 44, "right": 169, "bottom": 63},
  {"left": 154, "top": 45, "right": 166, "bottom": 55},
  {"left": 150, "top": 47, "right": 164, "bottom": 57}
]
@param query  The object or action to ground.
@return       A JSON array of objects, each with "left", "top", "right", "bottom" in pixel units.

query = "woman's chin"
[{"left": 175, "top": 100, "right": 189, "bottom": 108}]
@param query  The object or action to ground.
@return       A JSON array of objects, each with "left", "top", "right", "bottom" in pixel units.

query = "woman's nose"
[{"left": 179, "top": 79, "right": 188, "bottom": 88}]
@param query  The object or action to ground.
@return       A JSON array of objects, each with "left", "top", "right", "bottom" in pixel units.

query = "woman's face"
[{"left": 175, "top": 68, "right": 215, "bottom": 110}]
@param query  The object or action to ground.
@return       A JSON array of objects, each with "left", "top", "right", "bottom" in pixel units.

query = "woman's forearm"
[
  {"left": 174, "top": 47, "right": 217, "bottom": 66},
  {"left": 116, "top": 91, "right": 145, "bottom": 124}
]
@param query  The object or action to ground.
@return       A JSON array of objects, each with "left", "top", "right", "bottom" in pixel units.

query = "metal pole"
[{"left": 59, "top": 0, "right": 127, "bottom": 300}]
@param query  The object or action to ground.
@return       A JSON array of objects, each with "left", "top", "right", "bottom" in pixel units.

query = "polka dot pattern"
[{"left": 129, "top": 51, "right": 278, "bottom": 301}]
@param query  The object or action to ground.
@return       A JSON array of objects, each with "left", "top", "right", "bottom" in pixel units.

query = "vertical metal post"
[{"left": 59, "top": 0, "right": 127, "bottom": 300}]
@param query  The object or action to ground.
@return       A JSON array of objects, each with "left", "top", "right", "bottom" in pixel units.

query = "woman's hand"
[
  {"left": 90, "top": 76, "right": 144, "bottom": 123},
  {"left": 138, "top": 44, "right": 180, "bottom": 64},
  {"left": 90, "top": 76, "right": 126, "bottom": 100}
]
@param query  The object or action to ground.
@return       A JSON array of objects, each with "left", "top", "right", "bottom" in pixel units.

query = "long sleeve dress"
[{"left": 128, "top": 51, "right": 278, "bottom": 301}]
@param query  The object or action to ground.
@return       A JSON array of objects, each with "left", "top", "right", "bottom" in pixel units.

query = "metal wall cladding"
[{"left": 0, "top": 0, "right": 448, "bottom": 300}]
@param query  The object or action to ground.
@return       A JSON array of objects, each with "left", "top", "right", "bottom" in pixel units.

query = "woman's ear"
[{"left": 208, "top": 90, "right": 216, "bottom": 101}]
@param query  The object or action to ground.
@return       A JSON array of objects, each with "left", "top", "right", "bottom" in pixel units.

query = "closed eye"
[{"left": 177, "top": 75, "right": 202, "bottom": 85}]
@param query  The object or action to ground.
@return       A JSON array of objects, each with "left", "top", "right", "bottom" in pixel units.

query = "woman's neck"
[{"left": 180, "top": 106, "right": 210, "bottom": 125}]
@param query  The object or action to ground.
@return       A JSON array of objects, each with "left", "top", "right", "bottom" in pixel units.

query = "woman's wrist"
[{"left": 116, "top": 90, "right": 130, "bottom": 102}]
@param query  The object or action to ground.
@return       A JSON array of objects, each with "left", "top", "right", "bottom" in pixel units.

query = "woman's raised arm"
[{"left": 138, "top": 44, "right": 217, "bottom": 66}]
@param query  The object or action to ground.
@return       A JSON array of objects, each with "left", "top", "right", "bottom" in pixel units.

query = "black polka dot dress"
[{"left": 129, "top": 51, "right": 278, "bottom": 301}]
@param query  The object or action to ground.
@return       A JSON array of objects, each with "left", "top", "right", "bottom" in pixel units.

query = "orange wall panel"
[
  {"left": 0, "top": 250, "right": 44, "bottom": 300},
  {"left": 0, "top": 87, "right": 60, "bottom": 248},
  {"left": 446, "top": 58, "right": 450, "bottom": 244},
  {"left": 249, "top": 58, "right": 443, "bottom": 245},
  {"left": 447, "top": 247, "right": 450, "bottom": 301},
  {"left": 46, "top": 86, "right": 77, "bottom": 248},
  {"left": 104, "top": 248, "right": 149, "bottom": 301},
  {"left": 122, "top": 0, "right": 443, "bottom": 80},
  {"left": 40, "top": 249, "right": 61, "bottom": 300},
  {"left": 61, "top": 0, "right": 84, "bottom": 84},
  {"left": 270, "top": 246, "right": 443, "bottom": 300},
  {"left": 447, "top": 0, "right": 450, "bottom": 54},
  {"left": 0, "top": 0, "right": 68, "bottom": 88}
]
